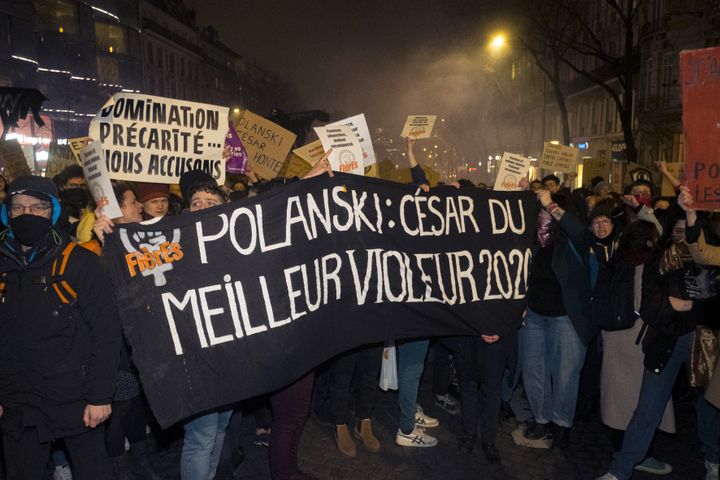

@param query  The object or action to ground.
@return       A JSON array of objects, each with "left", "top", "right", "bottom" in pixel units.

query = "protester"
[
  {"left": 443, "top": 333, "right": 511, "bottom": 463},
  {"left": 393, "top": 137, "right": 439, "bottom": 449},
  {"left": 328, "top": 344, "right": 383, "bottom": 457},
  {"left": 135, "top": 182, "right": 170, "bottom": 219},
  {"left": 0, "top": 175, "right": 122, "bottom": 480},
  {"left": 519, "top": 188, "right": 597, "bottom": 448},
  {"left": 596, "top": 206, "right": 719, "bottom": 480},
  {"left": 598, "top": 220, "right": 675, "bottom": 476},
  {"left": 54, "top": 165, "right": 91, "bottom": 241},
  {"left": 88, "top": 183, "right": 159, "bottom": 479}
]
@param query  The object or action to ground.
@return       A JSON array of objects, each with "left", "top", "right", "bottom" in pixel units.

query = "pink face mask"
[{"left": 634, "top": 194, "right": 652, "bottom": 208}]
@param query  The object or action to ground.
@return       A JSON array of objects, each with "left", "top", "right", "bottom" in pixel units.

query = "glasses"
[
  {"left": 9, "top": 203, "right": 52, "bottom": 216},
  {"left": 591, "top": 219, "right": 612, "bottom": 227}
]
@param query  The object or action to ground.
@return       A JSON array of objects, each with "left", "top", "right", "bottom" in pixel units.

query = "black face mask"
[
  {"left": 9, "top": 214, "right": 52, "bottom": 247},
  {"left": 60, "top": 188, "right": 89, "bottom": 209}
]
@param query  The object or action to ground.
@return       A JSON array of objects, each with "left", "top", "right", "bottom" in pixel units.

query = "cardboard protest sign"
[
  {"left": 278, "top": 154, "right": 312, "bottom": 179},
  {"left": 235, "top": 110, "right": 296, "bottom": 180},
  {"left": 0, "top": 139, "right": 32, "bottom": 180},
  {"left": 79, "top": 141, "right": 122, "bottom": 219},
  {"left": 680, "top": 47, "right": 720, "bottom": 209},
  {"left": 103, "top": 173, "right": 536, "bottom": 427},
  {"left": 539, "top": 142, "right": 579, "bottom": 174},
  {"left": 68, "top": 137, "right": 91, "bottom": 162},
  {"left": 46, "top": 143, "right": 77, "bottom": 178},
  {"left": 88, "top": 93, "right": 228, "bottom": 185},
  {"left": 293, "top": 140, "right": 325, "bottom": 166},
  {"left": 581, "top": 158, "right": 611, "bottom": 186},
  {"left": 328, "top": 113, "right": 377, "bottom": 166},
  {"left": 224, "top": 120, "right": 248, "bottom": 174},
  {"left": 314, "top": 124, "right": 364, "bottom": 175},
  {"left": 401, "top": 115, "right": 437, "bottom": 139},
  {"left": 493, "top": 152, "right": 531, "bottom": 191}
]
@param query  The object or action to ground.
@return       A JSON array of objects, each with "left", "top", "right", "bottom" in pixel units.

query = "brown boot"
[
  {"left": 354, "top": 418, "right": 381, "bottom": 452},
  {"left": 335, "top": 424, "right": 357, "bottom": 457}
]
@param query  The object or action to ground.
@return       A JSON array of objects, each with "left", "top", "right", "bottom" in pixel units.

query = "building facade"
[{"left": 0, "top": 0, "right": 284, "bottom": 170}]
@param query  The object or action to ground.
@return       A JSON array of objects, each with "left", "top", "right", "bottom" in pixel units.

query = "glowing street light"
[{"left": 489, "top": 34, "right": 506, "bottom": 52}]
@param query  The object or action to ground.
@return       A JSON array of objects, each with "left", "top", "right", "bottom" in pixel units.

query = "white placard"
[
  {"left": 327, "top": 113, "right": 377, "bottom": 166},
  {"left": 79, "top": 141, "right": 123, "bottom": 219},
  {"left": 89, "top": 93, "right": 229, "bottom": 185},
  {"left": 493, "top": 152, "right": 531, "bottom": 191},
  {"left": 400, "top": 115, "right": 437, "bottom": 139},
  {"left": 313, "top": 124, "right": 365, "bottom": 176}
]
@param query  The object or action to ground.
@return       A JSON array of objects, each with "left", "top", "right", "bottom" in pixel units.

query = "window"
[
  {"left": 95, "top": 22, "right": 127, "bottom": 54},
  {"left": 33, "top": 0, "right": 78, "bottom": 36},
  {"left": 146, "top": 43, "right": 153, "bottom": 64}
]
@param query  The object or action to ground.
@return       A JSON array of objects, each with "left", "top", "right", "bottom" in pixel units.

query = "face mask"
[
  {"left": 60, "top": 188, "right": 89, "bottom": 209},
  {"left": 634, "top": 194, "right": 652, "bottom": 208},
  {"left": 9, "top": 214, "right": 52, "bottom": 247}
]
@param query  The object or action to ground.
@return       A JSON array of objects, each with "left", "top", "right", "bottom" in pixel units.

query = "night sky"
[{"left": 184, "top": 0, "right": 513, "bottom": 149}]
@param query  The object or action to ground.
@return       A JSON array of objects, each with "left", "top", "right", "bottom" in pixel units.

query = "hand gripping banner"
[{"left": 103, "top": 173, "right": 537, "bottom": 427}]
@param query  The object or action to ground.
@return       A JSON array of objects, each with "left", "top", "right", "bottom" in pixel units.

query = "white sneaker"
[
  {"left": 395, "top": 426, "right": 438, "bottom": 447},
  {"left": 595, "top": 474, "right": 618, "bottom": 480},
  {"left": 54, "top": 464, "right": 73, "bottom": 480},
  {"left": 415, "top": 404, "right": 439, "bottom": 428},
  {"left": 706, "top": 460, "right": 720, "bottom": 480}
]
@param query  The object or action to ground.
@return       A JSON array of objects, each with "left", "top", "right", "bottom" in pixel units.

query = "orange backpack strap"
[{"left": 51, "top": 243, "right": 78, "bottom": 304}]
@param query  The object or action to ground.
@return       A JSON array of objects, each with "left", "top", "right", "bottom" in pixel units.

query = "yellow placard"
[{"left": 292, "top": 140, "right": 325, "bottom": 166}]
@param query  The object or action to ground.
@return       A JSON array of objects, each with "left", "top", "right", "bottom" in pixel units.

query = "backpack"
[
  {"left": 590, "top": 260, "right": 638, "bottom": 331},
  {"left": 50, "top": 242, "right": 78, "bottom": 305}
]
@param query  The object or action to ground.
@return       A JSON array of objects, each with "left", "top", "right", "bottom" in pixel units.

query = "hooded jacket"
[{"left": 0, "top": 178, "right": 121, "bottom": 442}]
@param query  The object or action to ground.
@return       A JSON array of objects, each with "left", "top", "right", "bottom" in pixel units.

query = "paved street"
[
  {"left": 146, "top": 374, "right": 706, "bottom": 480},
  {"left": 2, "top": 365, "right": 705, "bottom": 480}
]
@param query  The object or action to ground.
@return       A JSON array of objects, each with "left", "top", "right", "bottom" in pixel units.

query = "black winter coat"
[
  {"left": 640, "top": 250, "right": 711, "bottom": 374},
  {"left": 0, "top": 232, "right": 121, "bottom": 441}
]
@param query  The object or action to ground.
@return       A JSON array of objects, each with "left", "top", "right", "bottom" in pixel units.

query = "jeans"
[
  {"left": 397, "top": 339, "right": 430, "bottom": 434},
  {"left": 519, "top": 308, "right": 587, "bottom": 427},
  {"left": 609, "top": 332, "right": 692, "bottom": 479},
  {"left": 181, "top": 409, "right": 232, "bottom": 480},
  {"left": 697, "top": 392, "right": 720, "bottom": 465}
]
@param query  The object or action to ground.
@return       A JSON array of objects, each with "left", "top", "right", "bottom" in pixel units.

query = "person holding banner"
[
  {"left": 0, "top": 176, "right": 121, "bottom": 480},
  {"left": 519, "top": 188, "right": 597, "bottom": 448},
  {"left": 393, "top": 137, "right": 440, "bottom": 449}
]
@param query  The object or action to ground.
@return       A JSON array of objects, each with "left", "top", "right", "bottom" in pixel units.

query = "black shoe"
[
  {"left": 524, "top": 422, "right": 551, "bottom": 440},
  {"left": 457, "top": 433, "right": 476, "bottom": 453},
  {"left": 482, "top": 441, "right": 501, "bottom": 464},
  {"left": 552, "top": 424, "right": 570, "bottom": 449}
]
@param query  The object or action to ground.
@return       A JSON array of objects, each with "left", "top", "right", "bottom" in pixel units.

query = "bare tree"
[
  {"left": 559, "top": 0, "right": 642, "bottom": 163},
  {"left": 516, "top": 0, "right": 575, "bottom": 145}
]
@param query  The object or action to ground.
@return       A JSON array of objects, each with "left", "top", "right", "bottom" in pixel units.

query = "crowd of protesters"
[{"left": 0, "top": 131, "right": 718, "bottom": 480}]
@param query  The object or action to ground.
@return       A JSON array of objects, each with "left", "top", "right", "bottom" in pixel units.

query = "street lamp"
[{"left": 489, "top": 34, "right": 506, "bottom": 52}]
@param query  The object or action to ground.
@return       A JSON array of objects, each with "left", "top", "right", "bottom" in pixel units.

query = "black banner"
[{"left": 104, "top": 174, "right": 537, "bottom": 427}]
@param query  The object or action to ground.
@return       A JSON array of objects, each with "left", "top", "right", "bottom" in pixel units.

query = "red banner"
[{"left": 680, "top": 47, "right": 720, "bottom": 210}]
